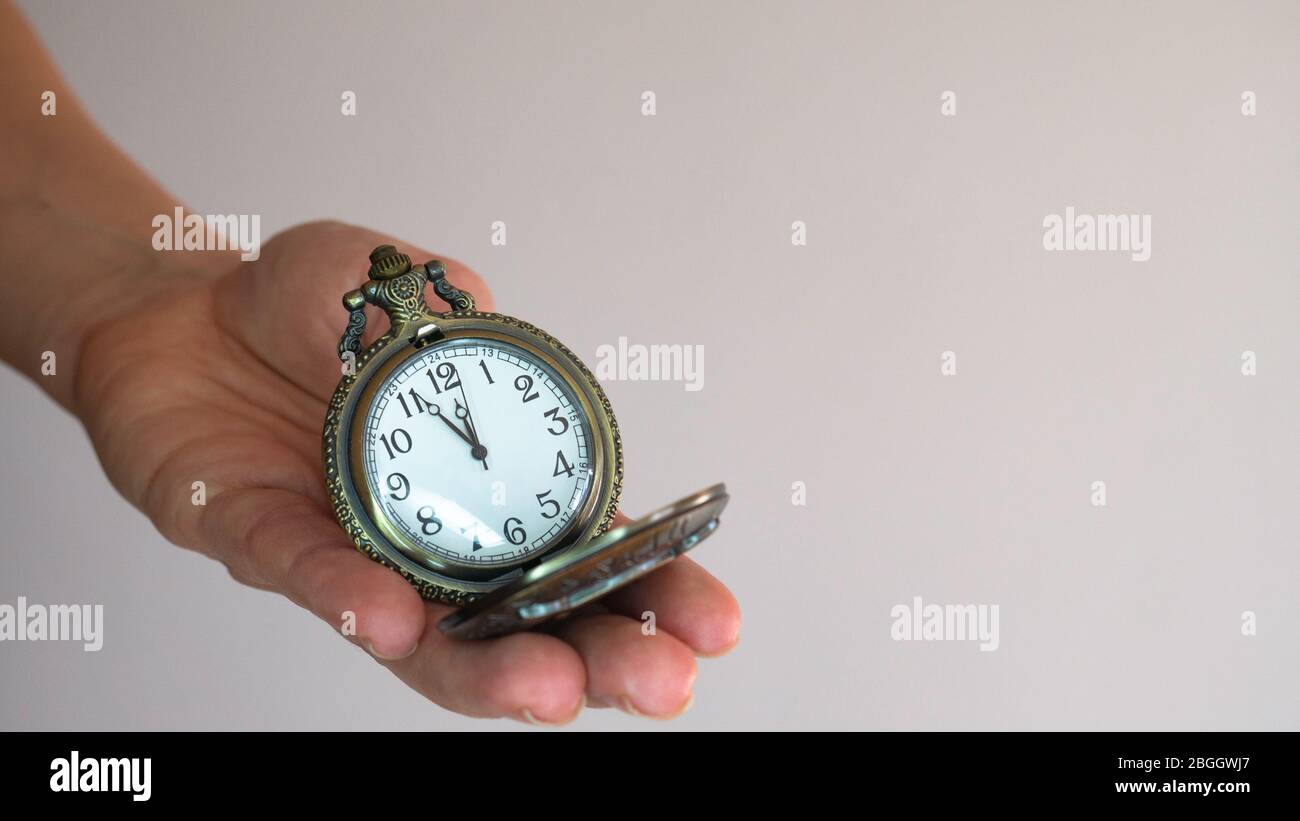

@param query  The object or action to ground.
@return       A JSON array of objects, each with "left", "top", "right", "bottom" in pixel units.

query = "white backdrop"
[{"left": 2, "top": 0, "right": 1297, "bottom": 730}]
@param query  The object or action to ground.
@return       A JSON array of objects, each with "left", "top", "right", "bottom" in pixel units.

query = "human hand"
[{"left": 71, "top": 220, "right": 742, "bottom": 723}]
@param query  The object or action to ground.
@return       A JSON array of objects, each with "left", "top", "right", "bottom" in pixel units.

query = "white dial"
[{"left": 360, "top": 338, "right": 594, "bottom": 569}]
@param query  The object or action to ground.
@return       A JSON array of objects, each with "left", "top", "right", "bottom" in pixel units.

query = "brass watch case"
[{"left": 322, "top": 250, "right": 622, "bottom": 605}]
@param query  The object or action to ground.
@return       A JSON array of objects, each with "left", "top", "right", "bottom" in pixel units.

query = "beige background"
[{"left": 2, "top": 0, "right": 1297, "bottom": 730}]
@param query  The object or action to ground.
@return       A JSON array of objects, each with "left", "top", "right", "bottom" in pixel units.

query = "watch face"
[{"left": 359, "top": 337, "right": 594, "bottom": 571}]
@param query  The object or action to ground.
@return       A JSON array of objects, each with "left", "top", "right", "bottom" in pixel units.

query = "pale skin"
[{"left": 0, "top": 2, "right": 740, "bottom": 723}]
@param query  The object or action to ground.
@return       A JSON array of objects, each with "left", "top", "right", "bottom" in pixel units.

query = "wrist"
[{"left": 0, "top": 1, "right": 235, "bottom": 411}]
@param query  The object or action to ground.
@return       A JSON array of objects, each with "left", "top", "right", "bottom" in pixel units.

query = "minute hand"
[{"left": 455, "top": 398, "right": 490, "bottom": 470}]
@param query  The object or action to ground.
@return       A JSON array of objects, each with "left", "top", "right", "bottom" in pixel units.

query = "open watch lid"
[{"left": 439, "top": 484, "right": 729, "bottom": 640}]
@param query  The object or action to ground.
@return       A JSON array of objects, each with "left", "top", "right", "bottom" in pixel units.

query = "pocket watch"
[{"left": 322, "top": 245, "right": 728, "bottom": 639}]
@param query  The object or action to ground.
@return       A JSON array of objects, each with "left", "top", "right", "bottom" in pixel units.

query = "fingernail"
[
  {"left": 364, "top": 639, "right": 418, "bottom": 661},
  {"left": 617, "top": 697, "right": 644, "bottom": 717},
  {"left": 589, "top": 695, "right": 642, "bottom": 716},
  {"left": 519, "top": 695, "right": 586, "bottom": 726},
  {"left": 600, "top": 693, "right": 694, "bottom": 719}
]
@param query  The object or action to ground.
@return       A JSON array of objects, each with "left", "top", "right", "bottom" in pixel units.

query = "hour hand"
[
  {"left": 431, "top": 405, "right": 474, "bottom": 446},
  {"left": 454, "top": 399, "right": 480, "bottom": 444},
  {"left": 455, "top": 399, "right": 490, "bottom": 468}
]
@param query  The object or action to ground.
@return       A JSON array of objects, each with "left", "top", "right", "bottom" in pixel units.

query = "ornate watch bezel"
[{"left": 324, "top": 310, "right": 623, "bottom": 606}]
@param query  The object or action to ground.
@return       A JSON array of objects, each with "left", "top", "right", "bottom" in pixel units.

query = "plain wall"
[{"left": 2, "top": 0, "right": 1297, "bottom": 730}]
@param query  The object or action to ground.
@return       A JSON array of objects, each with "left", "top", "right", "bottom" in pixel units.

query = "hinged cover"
[{"left": 439, "top": 484, "right": 729, "bottom": 639}]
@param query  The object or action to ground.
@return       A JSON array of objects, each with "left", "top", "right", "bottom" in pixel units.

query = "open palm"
[{"left": 73, "top": 221, "right": 740, "bottom": 722}]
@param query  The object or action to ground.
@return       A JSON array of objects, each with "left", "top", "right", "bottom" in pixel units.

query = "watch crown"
[{"left": 367, "top": 244, "right": 411, "bottom": 279}]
